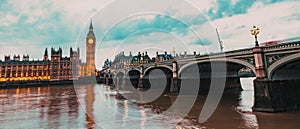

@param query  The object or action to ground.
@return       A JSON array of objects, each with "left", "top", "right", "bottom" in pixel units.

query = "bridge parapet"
[
  {"left": 223, "top": 48, "right": 253, "bottom": 57},
  {"left": 174, "top": 48, "right": 254, "bottom": 66},
  {"left": 263, "top": 41, "right": 300, "bottom": 68},
  {"left": 143, "top": 61, "right": 172, "bottom": 68},
  {"left": 263, "top": 41, "right": 300, "bottom": 51}
]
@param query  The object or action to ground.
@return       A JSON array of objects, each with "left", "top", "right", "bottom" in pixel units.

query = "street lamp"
[{"left": 251, "top": 25, "right": 260, "bottom": 47}]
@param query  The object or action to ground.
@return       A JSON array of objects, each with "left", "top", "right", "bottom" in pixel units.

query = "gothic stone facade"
[
  {"left": 0, "top": 20, "right": 96, "bottom": 82},
  {"left": 0, "top": 47, "right": 81, "bottom": 82}
]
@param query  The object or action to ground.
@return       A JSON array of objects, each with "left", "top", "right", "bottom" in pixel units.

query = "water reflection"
[
  {"left": 238, "top": 78, "right": 259, "bottom": 128},
  {"left": 0, "top": 79, "right": 300, "bottom": 128},
  {"left": 47, "top": 86, "right": 61, "bottom": 128},
  {"left": 140, "top": 106, "right": 146, "bottom": 129},
  {"left": 0, "top": 86, "right": 80, "bottom": 128},
  {"left": 240, "top": 113, "right": 259, "bottom": 128},
  {"left": 122, "top": 100, "right": 128, "bottom": 127},
  {"left": 85, "top": 85, "right": 95, "bottom": 129}
]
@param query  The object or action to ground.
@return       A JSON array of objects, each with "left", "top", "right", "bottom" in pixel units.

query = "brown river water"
[{"left": 0, "top": 78, "right": 299, "bottom": 129}]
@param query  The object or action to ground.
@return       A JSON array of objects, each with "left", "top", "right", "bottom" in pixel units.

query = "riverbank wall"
[{"left": 0, "top": 77, "right": 97, "bottom": 89}]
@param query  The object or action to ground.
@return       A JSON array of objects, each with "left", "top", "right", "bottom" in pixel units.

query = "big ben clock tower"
[{"left": 86, "top": 20, "right": 96, "bottom": 76}]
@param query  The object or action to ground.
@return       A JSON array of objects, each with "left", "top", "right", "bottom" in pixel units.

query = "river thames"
[{"left": 0, "top": 78, "right": 299, "bottom": 129}]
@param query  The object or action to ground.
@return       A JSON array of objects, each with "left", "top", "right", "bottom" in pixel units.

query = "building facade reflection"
[
  {"left": 85, "top": 85, "right": 95, "bottom": 129},
  {"left": 1, "top": 82, "right": 300, "bottom": 128},
  {"left": 0, "top": 86, "right": 80, "bottom": 128}
]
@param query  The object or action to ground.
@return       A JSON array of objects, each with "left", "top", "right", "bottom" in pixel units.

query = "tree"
[{"left": 102, "top": 59, "right": 112, "bottom": 69}]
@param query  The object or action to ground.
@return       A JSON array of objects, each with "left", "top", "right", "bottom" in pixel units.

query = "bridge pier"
[
  {"left": 225, "top": 77, "right": 243, "bottom": 90},
  {"left": 253, "top": 46, "right": 267, "bottom": 79},
  {"left": 253, "top": 79, "right": 300, "bottom": 112},
  {"left": 138, "top": 65, "right": 144, "bottom": 90},
  {"left": 170, "top": 60, "right": 179, "bottom": 93},
  {"left": 170, "top": 77, "right": 179, "bottom": 93},
  {"left": 251, "top": 46, "right": 300, "bottom": 112},
  {"left": 115, "top": 76, "right": 125, "bottom": 89}
]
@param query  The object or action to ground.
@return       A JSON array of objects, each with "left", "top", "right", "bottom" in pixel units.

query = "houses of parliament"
[{"left": 0, "top": 21, "right": 96, "bottom": 82}]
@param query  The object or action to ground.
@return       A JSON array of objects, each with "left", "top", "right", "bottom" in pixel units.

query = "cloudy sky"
[{"left": 0, "top": 0, "right": 299, "bottom": 69}]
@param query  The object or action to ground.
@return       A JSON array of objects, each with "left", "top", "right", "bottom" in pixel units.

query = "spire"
[
  {"left": 70, "top": 47, "right": 73, "bottom": 54},
  {"left": 87, "top": 18, "right": 95, "bottom": 36},
  {"left": 44, "top": 48, "right": 48, "bottom": 56},
  {"left": 89, "top": 19, "right": 93, "bottom": 30},
  {"left": 44, "top": 48, "right": 48, "bottom": 60}
]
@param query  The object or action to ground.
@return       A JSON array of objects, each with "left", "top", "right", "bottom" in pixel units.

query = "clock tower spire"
[
  {"left": 86, "top": 19, "right": 96, "bottom": 76},
  {"left": 88, "top": 19, "right": 95, "bottom": 36}
]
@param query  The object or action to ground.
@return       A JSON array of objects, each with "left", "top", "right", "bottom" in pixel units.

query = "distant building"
[
  {"left": 111, "top": 51, "right": 133, "bottom": 70},
  {"left": 131, "top": 51, "right": 152, "bottom": 65},
  {"left": 0, "top": 20, "right": 97, "bottom": 82},
  {"left": 50, "top": 47, "right": 81, "bottom": 80},
  {"left": 0, "top": 47, "right": 82, "bottom": 82},
  {"left": 108, "top": 51, "right": 152, "bottom": 75},
  {"left": 0, "top": 50, "right": 50, "bottom": 82},
  {"left": 174, "top": 51, "right": 199, "bottom": 59},
  {"left": 154, "top": 51, "right": 173, "bottom": 62}
]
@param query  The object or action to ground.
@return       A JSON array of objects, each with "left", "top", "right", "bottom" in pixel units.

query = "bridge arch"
[
  {"left": 116, "top": 71, "right": 125, "bottom": 78},
  {"left": 115, "top": 72, "right": 125, "bottom": 87},
  {"left": 124, "top": 69, "right": 141, "bottom": 88},
  {"left": 126, "top": 69, "right": 141, "bottom": 78},
  {"left": 178, "top": 58, "right": 256, "bottom": 77},
  {"left": 143, "top": 65, "right": 173, "bottom": 93},
  {"left": 268, "top": 53, "right": 300, "bottom": 80},
  {"left": 144, "top": 65, "right": 173, "bottom": 76},
  {"left": 115, "top": 69, "right": 125, "bottom": 76}
]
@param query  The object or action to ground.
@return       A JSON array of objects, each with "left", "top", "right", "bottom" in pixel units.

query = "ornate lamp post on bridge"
[
  {"left": 251, "top": 25, "right": 266, "bottom": 78},
  {"left": 251, "top": 25, "right": 260, "bottom": 47}
]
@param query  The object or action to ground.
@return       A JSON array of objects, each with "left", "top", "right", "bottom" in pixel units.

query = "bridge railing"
[
  {"left": 263, "top": 41, "right": 300, "bottom": 51},
  {"left": 223, "top": 48, "right": 253, "bottom": 57},
  {"left": 174, "top": 48, "right": 253, "bottom": 62},
  {"left": 143, "top": 62, "right": 172, "bottom": 67}
]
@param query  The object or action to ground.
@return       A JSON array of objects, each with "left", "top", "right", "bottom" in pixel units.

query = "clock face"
[{"left": 88, "top": 39, "right": 94, "bottom": 44}]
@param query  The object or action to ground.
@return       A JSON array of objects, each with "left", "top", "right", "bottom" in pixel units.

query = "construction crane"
[{"left": 216, "top": 28, "right": 224, "bottom": 52}]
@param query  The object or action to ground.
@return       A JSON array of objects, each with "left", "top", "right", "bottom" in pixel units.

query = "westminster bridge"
[{"left": 107, "top": 41, "right": 300, "bottom": 112}]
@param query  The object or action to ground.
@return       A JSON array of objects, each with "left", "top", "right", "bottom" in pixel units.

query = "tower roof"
[
  {"left": 89, "top": 19, "right": 93, "bottom": 29},
  {"left": 87, "top": 19, "right": 95, "bottom": 36},
  {"left": 44, "top": 48, "right": 48, "bottom": 56}
]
